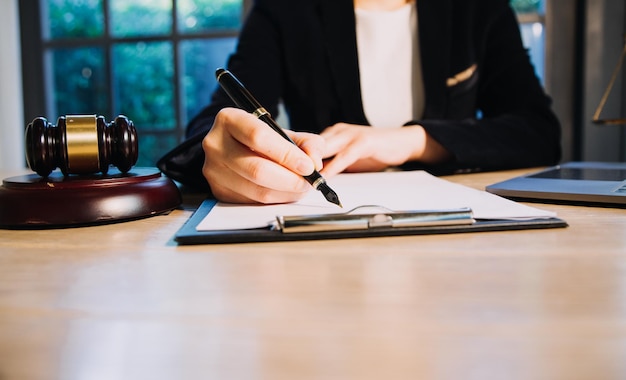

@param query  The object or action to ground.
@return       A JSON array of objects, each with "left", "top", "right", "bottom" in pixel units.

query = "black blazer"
[{"left": 158, "top": 0, "right": 561, "bottom": 190}]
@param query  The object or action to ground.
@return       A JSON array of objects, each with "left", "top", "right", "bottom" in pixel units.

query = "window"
[
  {"left": 511, "top": 0, "right": 546, "bottom": 83},
  {"left": 20, "top": 0, "right": 548, "bottom": 167},
  {"left": 20, "top": 0, "right": 249, "bottom": 167}
]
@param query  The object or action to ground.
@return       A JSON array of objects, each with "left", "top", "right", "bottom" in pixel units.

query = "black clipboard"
[{"left": 174, "top": 199, "right": 568, "bottom": 245}]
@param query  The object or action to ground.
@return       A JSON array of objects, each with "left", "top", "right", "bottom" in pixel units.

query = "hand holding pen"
[{"left": 200, "top": 68, "right": 342, "bottom": 206}]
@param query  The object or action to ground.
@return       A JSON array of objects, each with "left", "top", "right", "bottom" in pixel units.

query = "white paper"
[{"left": 196, "top": 171, "right": 556, "bottom": 231}]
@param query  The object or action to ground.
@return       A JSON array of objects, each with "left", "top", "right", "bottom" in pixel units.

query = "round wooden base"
[{"left": 0, "top": 168, "right": 182, "bottom": 228}]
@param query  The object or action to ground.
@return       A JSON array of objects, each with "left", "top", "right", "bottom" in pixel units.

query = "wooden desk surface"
[{"left": 1, "top": 168, "right": 626, "bottom": 379}]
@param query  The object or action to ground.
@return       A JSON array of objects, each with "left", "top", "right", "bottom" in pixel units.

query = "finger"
[
  {"left": 203, "top": 111, "right": 311, "bottom": 203},
  {"left": 320, "top": 142, "right": 370, "bottom": 177},
  {"left": 208, "top": 168, "right": 307, "bottom": 204},
  {"left": 319, "top": 122, "right": 349, "bottom": 139},
  {"left": 211, "top": 126, "right": 309, "bottom": 191},
  {"left": 317, "top": 127, "right": 367, "bottom": 176},
  {"left": 222, "top": 109, "right": 317, "bottom": 176},
  {"left": 286, "top": 130, "right": 326, "bottom": 171},
  {"left": 319, "top": 123, "right": 361, "bottom": 159},
  {"left": 204, "top": 143, "right": 310, "bottom": 203},
  {"left": 229, "top": 147, "right": 312, "bottom": 193}
]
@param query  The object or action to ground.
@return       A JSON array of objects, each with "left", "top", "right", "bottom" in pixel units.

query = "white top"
[{"left": 355, "top": 2, "right": 424, "bottom": 128}]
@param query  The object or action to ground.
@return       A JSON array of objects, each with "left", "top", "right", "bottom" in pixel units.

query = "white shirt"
[{"left": 355, "top": 2, "right": 424, "bottom": 128}]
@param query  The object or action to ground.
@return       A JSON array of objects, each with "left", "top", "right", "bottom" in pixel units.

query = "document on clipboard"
[{"left": 174, "top": 170, "right": 567, "bottom": 244}]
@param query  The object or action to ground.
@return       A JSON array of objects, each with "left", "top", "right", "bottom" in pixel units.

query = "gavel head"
[{"left": 25, "top": 115, "right": 139, "bottom": 177}]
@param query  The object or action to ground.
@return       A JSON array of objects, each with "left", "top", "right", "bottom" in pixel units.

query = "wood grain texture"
[{"left": 1, "top": 168, "right": 626, "bottom": 380}]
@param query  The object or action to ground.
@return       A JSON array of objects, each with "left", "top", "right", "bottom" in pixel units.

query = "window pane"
[
  {"left": 510, "top": 0, "right": 544, "bottom": 14},
  {"left": 180, "top": 38, "right": 237, "bottom": 125},
  {"left": 112, "top": 42, "right": 175, "bottom": 128},
  {"left": 110, "top": 0, "right": 173, "bottom": 37},
  {"left": 46, "top": 0, "right": 104, "bottom": 39},
  {"left": 136, "top": 133, "right": 179, "bottom": 167},
  {"left": 177, "top": 0, "right": 243, "bottom": 34},
  {"left": 512, "top": 0, "right": 546, "bottom": 83},
  {"left": 112, "top": 41, "right": 175, "bottom": 166},
  {"left": 48, "top": 47, "right": 108, "bottom": 116},
  {"left": 520, "top": 22, "right": 545, "bottom": 82}
]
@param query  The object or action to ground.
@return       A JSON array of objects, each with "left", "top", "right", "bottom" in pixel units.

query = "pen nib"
[{"left": 318, "top": 182, "right": 342, "bottom": 208}]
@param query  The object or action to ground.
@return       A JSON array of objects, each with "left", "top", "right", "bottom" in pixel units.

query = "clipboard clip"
[{"left": 276, "top": 205, "right": 475, "bottom": 233}]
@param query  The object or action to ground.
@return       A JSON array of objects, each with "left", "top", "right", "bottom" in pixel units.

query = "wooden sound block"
[{"left": 0, "top": 168, "right": 182, "bottom": 228}]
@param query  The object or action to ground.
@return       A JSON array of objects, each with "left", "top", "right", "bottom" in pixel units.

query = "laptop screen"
[{"left": 529, "top": 167, "right": 626, "bottom": 181}]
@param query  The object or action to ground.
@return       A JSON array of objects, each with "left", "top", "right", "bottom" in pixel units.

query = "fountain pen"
[{"left": 215, "top": 68, "right": 342, "bottom": 207}]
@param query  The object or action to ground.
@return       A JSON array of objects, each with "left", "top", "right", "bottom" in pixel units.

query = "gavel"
[{"left": 24, "top": 115, "right": 138, "bottom": 177}]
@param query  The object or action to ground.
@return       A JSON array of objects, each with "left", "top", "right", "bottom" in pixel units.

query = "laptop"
[{"left": 486, "top": 161, "right": 626, "bottom": 207}]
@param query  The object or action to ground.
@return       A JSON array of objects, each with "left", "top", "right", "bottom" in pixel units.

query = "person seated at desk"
[{"left": 158, "top": 0, "right": 562, "bottom": 204}]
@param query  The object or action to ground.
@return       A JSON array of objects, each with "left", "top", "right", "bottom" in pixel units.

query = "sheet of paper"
[{"left": 196, "top": 170, "right": 556, "bottom": 231}]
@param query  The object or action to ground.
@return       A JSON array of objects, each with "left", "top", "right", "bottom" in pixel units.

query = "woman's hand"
[
  {"left": 201, "top": 108, "right": 325, "bottom": 204},
  {"left": 319, "top": 123, "right": 451, "bottom": 176}
]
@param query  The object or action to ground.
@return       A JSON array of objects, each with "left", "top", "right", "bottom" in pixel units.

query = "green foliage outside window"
[
  {"left": 510, "top": 0, "right": 543, "bottom": 14},
  {"left": 113, "top": 42, "right": 175, "bottom": 129},
  {"left": 51, "top": 47, "right": 108, "bottom": 115},
  {"left": 178, "top": 0, "right": 242, "bottom": 32},
  {"left": 47, "top": 0, "right": 104, "bottom": 39},
  {"left": 44, "top": 0, "right": 242, "bottom": 167},
  {"left": 47, "top": 0, "right": 242, "bottom": 39},
  {"left": 110, "top": 0, "right": 173, "bottom": 37}
]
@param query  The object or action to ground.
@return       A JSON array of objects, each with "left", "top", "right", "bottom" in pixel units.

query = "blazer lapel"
[
  {"left": 417, "top": 0, "right": 452, "bottom": 118},
  {"left": 317, "top": 0, "right": 368, "bottom": 124},
  {"left": 315, "top": 0, "right": 452, "bottom": 122}
]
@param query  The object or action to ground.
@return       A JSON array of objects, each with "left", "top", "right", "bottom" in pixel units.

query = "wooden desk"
[{"left": 1, "top": 168, "right": 626, "bottom": 379}]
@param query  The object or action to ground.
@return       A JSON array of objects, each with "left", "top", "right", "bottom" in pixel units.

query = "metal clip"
[{"left": 276, "top": 205, "right": 474, "bottom": 233}]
